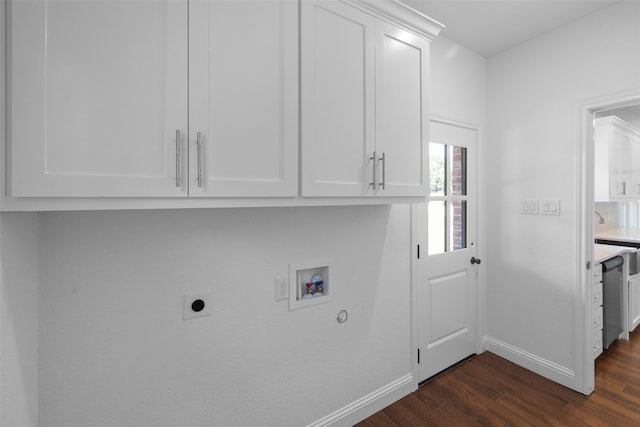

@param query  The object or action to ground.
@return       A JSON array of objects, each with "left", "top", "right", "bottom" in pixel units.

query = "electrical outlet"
[
  {"left": 274, "top": 276, "right": 289, "bottom": 301},
  {"left": 184, "top": 291, "right": 212, "bottom": 320}
]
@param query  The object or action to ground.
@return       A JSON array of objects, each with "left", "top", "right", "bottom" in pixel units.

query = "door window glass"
[{"left": 428, "top": 142, "right": 468, "bottom": 255}]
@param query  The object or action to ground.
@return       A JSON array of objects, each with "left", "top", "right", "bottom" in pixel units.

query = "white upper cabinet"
[
  {"left": 188, "top": 0, "right": 298, "bottom": 197},
  {"left": 375, "top": 21, "right": 430, "bottom": 196},
  {"left": 300, "top": 1, "right": 376, "bottom": 197},
  {"left": 301, "top": 0, "right": 441, "bottom": 197},
  {"left": 630, "top": 132, "right": 640, "bottom": 197},
  {"left": 9, "top": 0, "right": 189, "bottom": 197},
  {"left": 8, "top": 0, "right": 297, "bottom": 198},
  {"left": 5, "top": 0, "right": 442, "bottom": 208},
  {"left": 594, "top": 116, "right": 640, "bottom": 202}
]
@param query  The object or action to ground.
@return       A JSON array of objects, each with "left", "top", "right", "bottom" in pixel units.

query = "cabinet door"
[
  {"left": 610, "top": 126, "right": 632, "bottom": 199},
  {"left": 630, "top": 274, "right": 640, "bottom": 332},
  {"left": 300, "top": 1, "right": 376, "bottom": 197},
  {"left": 189, "top": 0, "right": 298, "bottom": 197},
  {"left": 9, "top": 0, "right": 188, "bottom": 197},
  {"left": 375, "top": 21, "right": 430, "bottom": 197},
  {"left": 631, "top": 134, "right": 640, "bottom": 197},
  {"left": 594, "top": 123, "right": 612, "bottom": 201}
]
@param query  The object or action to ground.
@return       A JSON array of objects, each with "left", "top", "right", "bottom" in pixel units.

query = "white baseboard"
[
  {"left": 306, "top": 374, "right": 416, "bottom": 427},
  {"left": 483, "top": 336, "right": 576, "bottom": 390}
]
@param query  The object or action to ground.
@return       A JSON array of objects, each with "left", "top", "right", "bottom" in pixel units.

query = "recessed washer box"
[{"left": 289, "top": 259, "right": 332, "bottom": 310}]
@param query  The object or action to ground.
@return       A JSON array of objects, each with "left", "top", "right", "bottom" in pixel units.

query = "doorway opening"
[{"left": 578, "top": 88, "right": 640, "bottom": 395}]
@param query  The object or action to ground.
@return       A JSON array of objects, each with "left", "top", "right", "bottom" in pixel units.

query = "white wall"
[
  {"left": 0, "top": 18, "right": 489, "bottom": 427},
  {"left": 486, "top": 1, "right": 640, "bottom": 387},
  {"left": 37, "top": 206, "right": 413, "bottom": 426},
  {"left": 430, "top": 34, "right": 489, "bottom": 340},
  {"left": 430, "top": 35, "right": 487, "bottom": 126},
  {"left": 1, "top": 213, "right": 40, "bottom": 427},
  {"left": 30, "top": 40, "right": 486, "bottom": 427}
]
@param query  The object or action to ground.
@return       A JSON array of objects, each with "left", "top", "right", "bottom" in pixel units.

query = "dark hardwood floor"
[{"left": 356, "top": 329, "right": 640, "bottom": 426}]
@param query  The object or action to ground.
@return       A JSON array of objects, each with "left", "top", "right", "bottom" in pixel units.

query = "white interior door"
[{"left": 415, "top": 119, "right": 479, "bottom": 382}]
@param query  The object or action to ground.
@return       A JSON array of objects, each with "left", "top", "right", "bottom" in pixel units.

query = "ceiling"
[{"left": 403, "top": 0, "right": 619, "bottom": 57}]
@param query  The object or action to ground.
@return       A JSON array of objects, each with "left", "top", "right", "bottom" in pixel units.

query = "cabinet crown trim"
[
  {"left": 596, "top": 115, "right": 640, "bottom": 135},
  {"left": 347, "top": 0, "right": 445, "bottom": 39}
]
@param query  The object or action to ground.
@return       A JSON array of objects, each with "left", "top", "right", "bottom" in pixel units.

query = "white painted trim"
[
  {"left": 346, "top": 0, "right": 444, "bottom": 40},
  {"left": 0, "top": 0, "right": 5, "bottom": 212},
  {"left": 0, "top": 196, "right": 433, "bottom": 212},
  {"left": 0, "top": 3, "right": 6, "bottom": 424},
  {"left": 306, "top": 374, "right": 415, "bottom": 427},
  {"left": 484, "top": 336, "right": 575, "bottom": 389},
  {"left": 430, "top": 115, "right": 482, "bottom": 132},
  {"left": 410, "top": 204, "right": 420, "bottom": 388},
  {"left": 575, "top": 87, "right": 640, "bottom": 395}
]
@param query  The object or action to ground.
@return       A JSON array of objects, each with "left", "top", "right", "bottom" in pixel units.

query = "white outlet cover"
[
  {"left": 183, "top": 291, "right": 212, "bottom": 320},
  {"left": 274, "top": 275, "right": 289, "bottom": 301}
]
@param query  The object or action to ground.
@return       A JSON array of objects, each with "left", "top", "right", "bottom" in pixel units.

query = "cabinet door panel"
[
  {"left": 630, "top": 275, "right": 640, "bottom": 332},
  {"left": 10, "top": 0, "right": 188, "bottom": 197},
  {"left": 631, "top": 134, "right": 640, "bottom": 197},
  {"left": 375, "top": 22, "right": 429, "bottom": 196},
  {"left": 189, "top": 0, "right": 298, "bottom": 197},
  {"left": 610, "top": 128, "right": 631, "bottom": 198},
  {"left": 300, "top": 1, "right": 375, "bottom": 197}
]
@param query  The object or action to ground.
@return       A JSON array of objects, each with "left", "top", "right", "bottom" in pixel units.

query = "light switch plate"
[
  {"left": 521, "top": 199, "right": 539, "bottom": 215},
  {"left": 540, "top": 199, "right": 561, "bottom": 216}
]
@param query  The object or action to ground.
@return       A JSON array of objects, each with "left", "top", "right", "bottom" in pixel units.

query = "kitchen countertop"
[
  {"left": 594, "top": 243, "right": 637, "bottom": 264},
  {"left": 595, "top": 227, "right": 640, "bottom": 245}
]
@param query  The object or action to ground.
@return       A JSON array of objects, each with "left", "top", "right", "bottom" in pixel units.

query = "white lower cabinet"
[
  {"left": 593, "top": 263, "right": 604, "bottom": 359},
  {"left": 300, "top": 0, "right": 440, "bottom": 197},
  {"left": 629, "top": 274, "right": 640, "bottom": 332},
  {"left": 8, "top": 0, "right": 297, "bottom": 198}
]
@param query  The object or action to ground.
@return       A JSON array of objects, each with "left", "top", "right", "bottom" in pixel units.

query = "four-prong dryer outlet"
[{"left": 184, "top": 291, "right": 212, "bottom": 320}]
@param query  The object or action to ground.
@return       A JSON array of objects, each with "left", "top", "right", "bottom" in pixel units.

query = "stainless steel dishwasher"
[{"left": 602, "top": 256, "right": 624, "bottom": 349}]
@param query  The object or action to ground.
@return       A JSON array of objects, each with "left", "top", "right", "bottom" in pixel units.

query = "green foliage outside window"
[{"left": 430, "top": 144, "right": 445, "bottom": 195}]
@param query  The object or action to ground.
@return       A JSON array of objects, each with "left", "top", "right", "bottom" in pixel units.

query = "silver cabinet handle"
[
  {"left": 621, "top": 181, "right": 627, "bottom": 196},
  {"left": 175, "top": 130, "right": 181, "bottom": 188},
  {"left": 196, "top": 131, "right": 203, "bottom": 188},
  {"left": 379, "top": 152, "right": 386, "bottom": 190},
  {"left": 369, "top": 151, "right": 377, "bottom": 190}
]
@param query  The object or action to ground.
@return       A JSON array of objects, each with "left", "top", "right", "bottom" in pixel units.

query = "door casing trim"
[{"left": 576, "top": 87, "right": 640, "bottom": 395}]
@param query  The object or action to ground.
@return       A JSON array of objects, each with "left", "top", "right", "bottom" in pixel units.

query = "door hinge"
[
  {"left": 417, "top": 244, "right": 420, "bottom": 259},
  {"left": 586, "top": 261, "right": 591, "bottom": 270},
  {"left": 417, "top": 348, "right": 420, "bottom": 364}
]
